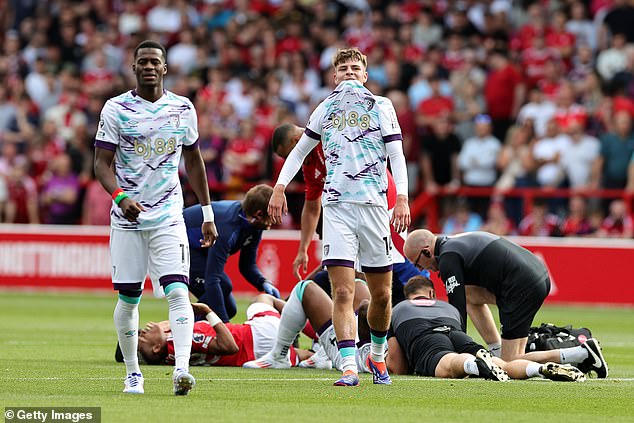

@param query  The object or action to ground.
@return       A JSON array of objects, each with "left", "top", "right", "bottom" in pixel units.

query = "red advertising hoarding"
[{"left": 0, "top": 225, "right": 632, "bottom": 305}]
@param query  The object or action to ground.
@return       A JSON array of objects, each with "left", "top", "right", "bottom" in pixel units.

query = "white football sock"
[
  {"left": 166, "top": 286, "right": 194, "bottom": 372},
  {"left": 272, "top": 283, "right": 308, "bottom": 358},
  {"left": 559, "top": 345, "right": 588, "bottom": 364},
  {"left": 526, "top": 362, "right": 542, "bottom": 378},
  {"left": 463, "top": 357, "right": 479, "bottom": 375},
  {"left": 114, "top": 299, "right": 141, "bottom": 375}
]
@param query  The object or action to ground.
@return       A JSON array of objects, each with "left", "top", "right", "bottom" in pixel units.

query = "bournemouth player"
[
  {"left": 94, "top": 40, "right": 218, "bottom": 395},
  {"left": 268, "top": 47, "right": 410, "bottom": 386},
  {"left": 271, "top": 123, "right": 427, "bottom": 306}
]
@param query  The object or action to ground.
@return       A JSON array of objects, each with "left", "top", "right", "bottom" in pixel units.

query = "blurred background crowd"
[{"left": 0, "top": 0, "right": 633, "bottom": 238}]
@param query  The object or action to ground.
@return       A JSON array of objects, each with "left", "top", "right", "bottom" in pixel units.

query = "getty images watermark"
[{"left": 4, "top": 408, "right": 100, "bottom": 423}]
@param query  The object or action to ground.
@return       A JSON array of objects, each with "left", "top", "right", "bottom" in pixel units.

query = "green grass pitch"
[{"left": 1, "top": 290, "right": 633, "bottom": 423}]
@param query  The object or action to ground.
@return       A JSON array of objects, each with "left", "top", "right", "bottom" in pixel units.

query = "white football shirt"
[
  {"left": 304, "top": 80, "right": 403, "bottom": 207},
  {"left": 95, "top": 89, "right": 198, "bottom": 230}
]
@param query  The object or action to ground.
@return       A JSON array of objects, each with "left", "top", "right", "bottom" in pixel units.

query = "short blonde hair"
[{"left": 332, "top": 47, "right": 367, "bottom": 69}]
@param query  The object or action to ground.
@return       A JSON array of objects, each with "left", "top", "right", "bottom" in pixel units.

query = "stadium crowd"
[{"left": 0, "top": 0, "right": 633, "bottom": 238}]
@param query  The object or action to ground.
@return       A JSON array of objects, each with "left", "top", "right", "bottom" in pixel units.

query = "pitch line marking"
[{"left": 2, "top": 377, "right": 633, "bottom": 382}]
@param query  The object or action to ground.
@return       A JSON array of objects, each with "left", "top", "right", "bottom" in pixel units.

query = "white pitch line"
[{"left": 2, "top": 377, "right": 633, "bottom": 382}]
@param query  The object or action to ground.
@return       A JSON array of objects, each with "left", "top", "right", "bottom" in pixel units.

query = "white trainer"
[
  {"left": 173, "top": 368, "right": 195, "bottom": 396},
  {"left": 123, "top": 373, "right": 144, "bottom": 394},
  {"left": 299, "top": 348, "right": 333, "bottom": 370},
  {"left": 243, "top": 352, "right": 291, "bottom": 369}
]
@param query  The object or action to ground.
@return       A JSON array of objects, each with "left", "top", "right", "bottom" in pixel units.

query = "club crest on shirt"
[
  {"left": 323, "top": 244, "right": 330, "bottom": 256},
  {"left": 360, "top": 96, "right": 375, "bottom": 111},
  {"left": 169, "top": 113, "right": 180, "bottom": 128}
]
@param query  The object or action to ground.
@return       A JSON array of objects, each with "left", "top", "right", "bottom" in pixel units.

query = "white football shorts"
[
  {"left": 322, "top": 203, "right": 393, "bottom": 270},
  {"left": 110, "top": 223, "right": 189, "bottom": 293},
  {"left": 245, "top": 302, "right": 281, "bottom": 359}
]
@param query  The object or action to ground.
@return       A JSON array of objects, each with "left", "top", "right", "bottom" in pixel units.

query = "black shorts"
[
  {"left": 411, "top": 328, "right": 482, "bottom": 377},
  {"left": 498, "top": 276, "right": 550, "bottom": 340}
]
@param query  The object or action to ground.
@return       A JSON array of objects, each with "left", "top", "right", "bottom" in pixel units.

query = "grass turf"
[{"left": 1, "top": 290, "right": 633, "bottom": 423}]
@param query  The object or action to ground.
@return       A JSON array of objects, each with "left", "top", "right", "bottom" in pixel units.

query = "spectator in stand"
[
  {"left": 587, "top": 206, "right": 606, "bottom": 237},
  {"left": 44, "top": 85, "right": 87, "bottom": 145},
  {"left": 596, "top": 32, "right": 629, "bottom": 84},
  {"left": 408, "top": 61, "right": 453, "bottom": 114},
  {"left": 412, "top": 8, "right": 442, "bottom": 49},
  {"left": 481, "top": 201, "right": 515, "bottom": 236},
  {"left": 597, "top": 198, "right": 634, "bottom": 238},
  {"left": 517, "top": 87, "right": 556, "bottom": 139},
  {"left": 566, "top": 1, "right": 598, "bottom": 52},
  {"left": 560, "top": 195, "right": 593, "bottom": 237},
  {"left": 40, "top": 152, "right": 81, "bottom": 225},
  {"left": 495, "top": 122, "right": 537, "bottom": 220},
  {"left": 3, "top": 94, "right": 39, "bottom": 153},
  {"left": 546, "top": 9, "right": 576, "bottom": 65},
  {"left": 521, "top": 34, "right": 560, "bottom": 90},
  {"left": 591, "top": 110, "right": 634, "bottom": 190},
  {"left": 452, "top": 78, "right": 485, "bottom": 142},
  {"left": 419, "top": 116, "right": 461, "bottom": 196},
  {"left": 441, "top": 198, "right": 483, "bottom": 235},
  {"left": 532, "top": 119, "right": 570, "bottom": 189},
  {"left": 222, "top": 119, "right": 268, "bottom": 196},
  {"left": 457, "top": 114, "right": 501, "bottom": 216},
  {"left": 82, "top": 173, "right": 112, "bottom": 226},
  {"left": 600, "top": 0, "right": 634, "bottom": 48},
  {"left": 3, "top": 161, "right": 39, "bottom": 224},
  {"left": 559, "top": 118, "right": 601, "bottom": 190},
  {"left": 484, "top": 49, "right": 525, "bottom": 142},
  {"left": 416, "top": 73, "right": 454, "bottom": 131},
  {"left": 553, "top": 82, "right": 588, "bottom": 131},
  {"left": 518, "top": 199, "right": 561, "bottom": 237}
]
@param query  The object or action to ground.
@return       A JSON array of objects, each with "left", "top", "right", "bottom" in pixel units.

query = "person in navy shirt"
[{"left": 184, "top": 184, "right": 280, "bottom": 322}]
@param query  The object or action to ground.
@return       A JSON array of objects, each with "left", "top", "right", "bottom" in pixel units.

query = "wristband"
[
  {"left": 202, "top": 204, "right": 214, "bottom": 222},
  {"left": 206, "top": 311, "right": 222, "bottom": 327},
  {"left": 112, "top": 188, "right": 128, "bottom": 206}
]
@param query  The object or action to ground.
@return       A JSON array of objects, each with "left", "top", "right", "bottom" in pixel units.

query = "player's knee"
[
  {"left": 332, "top": 284, "right": 355, "bottom": 304},
  {"left": 371, "top": 288, "right": 391, "bottom": 308}
]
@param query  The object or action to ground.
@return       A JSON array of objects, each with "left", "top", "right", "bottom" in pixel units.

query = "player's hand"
[
  {"left": 390, "top": 195, "right": 411, "bottom": 233},
  {"left": 268, "top": 184, "right": 287, "bottom": 225},
  {"left": 200, "top": 221, "right": 218, "bottom": 247},
  {"left": 191, "top": 302, "right": 212, "bottom": 316},
  {"left": 262, "top": 281, "right": 281, "bottom": 298},
  {"left": 292, "top": 252, "right": 309, "bottom": 280},
  {"left": 119, "top": 198, "right": 146, "bottom": 222}
]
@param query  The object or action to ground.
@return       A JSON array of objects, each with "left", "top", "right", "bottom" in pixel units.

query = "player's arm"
[
  {"left": 294, "top": 196, "right": 321, "bottom": 279},
  {"left": 182, "top": 146, "right": 218, "bottom": 247},
  {"left": 385, "top": 140, "right": 410, "bottom": 233},
  {"left": 192, "top": 303, "right": 239, "bottom": 355},
  {"left": 438, "top": 253, "right": 468, "bottom": 331},
  {"left": 94, "top": 102, "right": 145, "bottom": 222},
  {"left": 386, "top": 336, "right": 410, "bottom": 375},
  {"left": 238, "top": 232, "right": 277, "bottom": 295},
  {"left": 381, "top": 98, "right": 410, "bottom": 233}
]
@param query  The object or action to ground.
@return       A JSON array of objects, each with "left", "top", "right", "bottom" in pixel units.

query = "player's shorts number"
[{"left": 332, "top": 111, "right": 370, "bottom": 131}]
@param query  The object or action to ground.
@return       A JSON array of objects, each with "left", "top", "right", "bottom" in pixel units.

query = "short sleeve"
[
  {"left": 378, "top": 98, "right": 402, "bottom": 140},
  {"left": 305, "top": 102, "right": 325, "bottom": 140},
  {"left": 184, "top": 99, "right": 199, "bottom": 147},
  {"left": 95, "top": 100, "right": 120, "bottom": 147}
]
